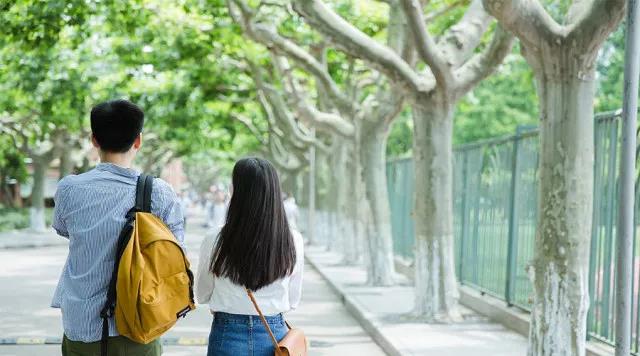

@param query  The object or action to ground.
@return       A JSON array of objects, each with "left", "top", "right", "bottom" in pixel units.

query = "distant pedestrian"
[
  {"left": 196, "top": 157, "right": 305, "bottom": 356},
  {"left": 179, "top": 190, "right": 191, "bottom": 229},
  {"left": 52, "top": 99, "right": 185, "bottom": 356},
  {"left": 283, "top": 191, "right": 299, "bottom": 231},
  {"left": 210, "top": 185, "right": 228, "bottom": 229}
]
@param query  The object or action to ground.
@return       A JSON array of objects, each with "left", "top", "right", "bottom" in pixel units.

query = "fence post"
[
  {"left": 615, "top": 0, "right": 640, "bottom": 350},
  {"left": 457, "top": 151, "right": 469, "bottom": 280},
  {"left": 505, "top": 127, "right": 522, "bottom": 305}
]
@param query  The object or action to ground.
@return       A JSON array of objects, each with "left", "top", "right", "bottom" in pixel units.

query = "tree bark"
[
  {"left": 327, "top": 142, "right": 349, "bottom": 252},
  {"left": 343, "top": 137, "right": 363, "bottom": 264},
  {"left": 411, "top": 101, "right": 462, "bottom": 321},
  {"left": 360, "top": 120, "right": 396, "bottom": 285},
  {"left": 527, "top": 53, "right": 595, "bottom": 356},
  {"left": 59, "top": 146, "right": 75, "bottom": 179},
  {"left": 282, "top": 170, "right": 299, "bottom": 197},
  {"left": 30, "top": 155, "right": 50, "bottom": 232}
]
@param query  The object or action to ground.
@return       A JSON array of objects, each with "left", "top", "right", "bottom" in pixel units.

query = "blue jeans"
[{"left": 207, "top": 312, "right": 288, "bottom": 356}]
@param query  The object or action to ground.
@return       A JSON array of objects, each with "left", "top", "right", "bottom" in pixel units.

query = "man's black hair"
[{"left": 90, "top": 99, "right": 144, "bottom": 153}]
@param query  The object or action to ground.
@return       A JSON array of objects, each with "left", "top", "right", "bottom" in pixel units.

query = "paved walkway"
[
  {"left": 306, "top": 246, "right": 529, "bottom": 356},
  {"left": 0, "top": 229, "right": 64, "bottom": 249},
  {"left": 0, "top": 211, "right": 385, "bottom": 356}
]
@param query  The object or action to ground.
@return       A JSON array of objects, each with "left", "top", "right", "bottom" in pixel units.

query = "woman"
[{"left": 196, "top": 157, "right": 304, "bottom": 356}]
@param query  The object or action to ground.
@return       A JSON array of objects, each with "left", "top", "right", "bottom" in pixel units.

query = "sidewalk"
[
  {"left": 0, "top": 211, "right": 387, "bottom": 356},
  {"left": 0, "top": 229, "right": 66, "bottom": 249},
  {"left": 306, "top": 245, "right": 528, "bottom": 356}
]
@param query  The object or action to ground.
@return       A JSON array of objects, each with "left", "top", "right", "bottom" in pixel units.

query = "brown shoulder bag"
[{"left": 246, "top": 289, "right": 308, "bottom": 356}]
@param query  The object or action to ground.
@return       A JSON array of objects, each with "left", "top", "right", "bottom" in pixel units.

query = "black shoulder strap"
[{"left": 135, "top": 174, "right": 154, "bottom": 213}]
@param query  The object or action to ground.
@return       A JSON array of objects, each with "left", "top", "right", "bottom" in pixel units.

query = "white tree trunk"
[
  {"left": 411, "top": 102, "right": 461, "bottom": 321},
  {"left": 59, "top": 146, "right": 75, "bottom": 179},
  {"left": 527, "top": 61, "right": 594, "bottom": 356},
  {"left": 328, "top": 142, "right": 349, "bottom": 253},
  {"left": 30, "top": 157, "right": 49, "bottom": 232},
  {"left": 343, "top": 138, "right": 364, "bottom": 264},
  {"left": 360, "top": 121, "right": 396, "bottom": 285}
]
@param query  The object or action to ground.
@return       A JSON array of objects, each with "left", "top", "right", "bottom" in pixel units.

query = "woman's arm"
[
  {"left": 195, "top": 228, "right": 219, "bottom": 304},
  {"left": 288, "top": 230, "right": 305, "bottom": 310}
]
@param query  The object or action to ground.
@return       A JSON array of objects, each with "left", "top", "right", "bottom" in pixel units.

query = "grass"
[{"left": 0, "top": 207, "right": 53, "bottom": 232}]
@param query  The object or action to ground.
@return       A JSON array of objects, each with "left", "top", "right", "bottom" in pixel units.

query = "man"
[{"left": 52, "top": 99, "right": 184, "bottom": 356}]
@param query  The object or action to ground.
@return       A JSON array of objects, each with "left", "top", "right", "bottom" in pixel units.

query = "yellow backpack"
[{"left": 100, "top": 174, "right": 195, "bottom": 355}]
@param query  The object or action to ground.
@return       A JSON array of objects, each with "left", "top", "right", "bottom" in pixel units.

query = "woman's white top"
[{"left": 195, "top": 225, "right": 304, "bottom": 316}]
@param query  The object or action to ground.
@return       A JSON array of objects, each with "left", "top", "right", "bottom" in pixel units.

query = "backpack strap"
[
  {"left": 100, "top": 173, "right": 152, "bottom": 356},
  {"left": 135, "top": 174, "right": 154, "bottom": 213},
  {"left": 99, "top": 217, "right": 135, "bottom": 356}
]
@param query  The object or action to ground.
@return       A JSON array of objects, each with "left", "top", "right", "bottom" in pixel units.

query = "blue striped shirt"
[{"left": 51, "top": 162, "right": 185, "bottom": 342}]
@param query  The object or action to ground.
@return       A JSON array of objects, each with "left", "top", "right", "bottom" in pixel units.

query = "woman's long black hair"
[{"left": 209, "top": 157, "right": 296, "bottom": 291}]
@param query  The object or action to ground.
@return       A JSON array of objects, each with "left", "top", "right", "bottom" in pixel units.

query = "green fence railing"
[{"left": 386, "top": 110, "right": 640, "bottom": 352}]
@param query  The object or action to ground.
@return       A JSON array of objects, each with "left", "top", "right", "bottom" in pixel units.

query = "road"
[{"left": 0, "top": 212, "right": 385, "bottom": 355}]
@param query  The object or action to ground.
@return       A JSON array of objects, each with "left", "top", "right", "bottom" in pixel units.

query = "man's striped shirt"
[{"left": 51, "top": 162, "right": 185, "bottom": 342}]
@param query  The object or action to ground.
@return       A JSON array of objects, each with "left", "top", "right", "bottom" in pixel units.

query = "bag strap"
[
  {"left": 246, "top": 289, "right": 286, "bottom": 356},
  {"left": 135, "top": 174, "right": 153, "bottom": 213},
  {"left": 100, "top": 174, "right": 151, "bottom": 356}
]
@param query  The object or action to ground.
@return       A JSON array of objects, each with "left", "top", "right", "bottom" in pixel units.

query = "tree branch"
[
  {"left": 229, "top": 0, "right": 356, "bottom": 115},
  {"left": 269, "top": 134, "right": 305, "bottom": 171},
  {"left": 436, "top": 0, "right": 492, "bottom": 68},
  {"left": 0, "top": 115, "right": 33, "bottom": 154},
  {"left": 400, "top": 0, "right": 453, "bottom": 87},
  {"left": 273, "top": 55, "right": 356, "bottom": 137},
  {"left": 293, "top": 0, "right": 427, "bottom": 93},
  {"left": 232, "top": 113, "right": 268, "bottom": 146},
  {"left": 454, "top": 25, "right": 514, "bottom": 96},
  {"left": 424, "top": 0, "right": 468, "bottom": 23},
  {"left": 566, "top": 0, "right": 625, "bottom": 51},
  {"left": 249, "top": 60, "right": 332, "bottom": 154},
  {"left": 482, "top": 0, "right": 563, "bottom": 46},
  {"left": 254, "top": 25, "right": 356, "bottom": 114}
]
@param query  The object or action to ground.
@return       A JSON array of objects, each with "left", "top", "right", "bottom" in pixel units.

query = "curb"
[
  {"left": 0, "top": 242, "right": 67, "bottom": 250},
  {"left": 0, "top": 229, "right": 66, "bottom": 250},
  {"left": 0, "top": 337, "right": 208, "bottom": 346},
  {"left": 395, "top": 259, "right": 614, "bottom": 356},
  {"left": 305, "top": 254, "right": 406, "bottom": 356}
]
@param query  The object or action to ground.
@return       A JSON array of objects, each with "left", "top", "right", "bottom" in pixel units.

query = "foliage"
[
  {"left": 0, "top": 138, "right": 28, "bottom": 184},
  {"left": 595, "top": 25, "right": 625, "bottom": 112},
  {"left": 0, "top": 207, "right": 53, "bottom": 232},
  {"left": 0, "top": 0, "right": 263, "bottom": 175},
  {"left": 387, "top": 110, "right": 413, "bottom": 157},
  {"left": 455, "top": 49, "right": 539, "bottom": 144},
  {"left": 0, "top": 0, "right": 632, "bottom": 181}
]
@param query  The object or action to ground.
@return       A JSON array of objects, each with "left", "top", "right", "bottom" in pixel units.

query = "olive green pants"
[{"left": 62, "top": 335, "right": 162, "bottom": 356}]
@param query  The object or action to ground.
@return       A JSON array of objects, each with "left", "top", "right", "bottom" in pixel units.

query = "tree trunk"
[
  {"left": 411, "top": 101, "right": 462, "bottom": 321},
  {"left": 59, "top": 146, "right": 75, "bottom": 179},
  {"left": 327, "top": 142, "right": 349, "bottom": 252},
  {"left": 294, "top": 170, "right": 304, "bottom": 206},
  {"left": 527, "top": 55, "right": 594, "bottom": 356},
  {"left": 30, "top": 156, "right": 50, "bottom": 232},
  {"left": 343, "top": 139, "right": 363, "bottom": 264},
  {"left": 282, "top": 170, "right": 298, "bottom": 197},
  {"left": 360, "top": 121, "right": 396, "bottom": 285}
]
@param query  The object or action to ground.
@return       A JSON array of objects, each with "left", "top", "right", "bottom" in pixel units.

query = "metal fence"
[{"left": 385, "top": 111, "right": 640, "bottom": 352}]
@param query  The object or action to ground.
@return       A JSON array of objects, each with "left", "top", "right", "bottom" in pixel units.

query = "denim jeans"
[{"left": 207, "top": 312, "right": 288, "bottom": 356}]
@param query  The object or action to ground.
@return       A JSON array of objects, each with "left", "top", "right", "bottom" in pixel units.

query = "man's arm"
[
  {"left": 152, "top": 178, "right": 185, "bottom": 247},
  {"left": 52, "top": 182, "right": 70, "bottom": 238}
]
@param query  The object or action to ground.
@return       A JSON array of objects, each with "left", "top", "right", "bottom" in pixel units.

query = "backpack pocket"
[{"left": 139, "top": 271, "right": 191, "bottom": 337}]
